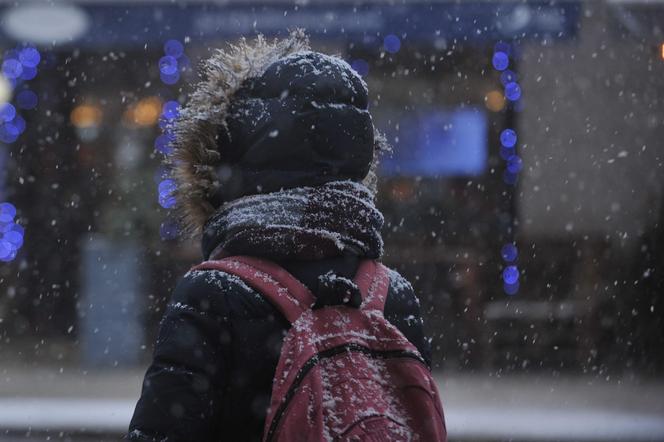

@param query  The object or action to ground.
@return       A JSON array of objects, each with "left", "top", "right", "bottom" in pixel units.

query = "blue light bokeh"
[
  {"left": 154, "top": 133, "right": 174, "bottom": 155},
  {"left": 0, "top": 202, "right": 16, "bottom": 222},
  {"left": 494, "top": 41, "right": 511, "bottom": 56},
  {"left": 12, "top": 115, "right": 26, "bottom": 134},
  {"left": 164, "top": 40, "right": 184, "bottom": 59},
  {"left": 0, "top": 203, "right": 24, "bottom": 262},
  {"left": 492, "top": 51, "right": 509, "bottom": 71},
  {"left": 384, "top": 34, "right": 401, "bottom": 54},
  {"left": 503, "top": 281, "right": 519, "bottom": 295},
  {"left": 501, "top": 243, "right": 518, "bottom": 262},
  {"left": 502, "top": 170, "right": 519, "bottom": 186},
  {"left": 506, "top": 155, "right": 523, "bottom": 173},
  {"left": 0, "top": 123, "right": 19, "bottom": 143},
  {"left": 500, "top": 69, "right": 518, "bottom": 86},
  {"left": 20, "top": 66, "right": 37, "bottom": 81},
  {"left": 162, "top": 101, "right": 179, "bottom": 120},
  {"left": 0, "top": 103, "right": 16, "bottom": 122},
  {"left": 18, "top": 47, "right": 40, "bottom": 68},
  {"left": 2, "top": 59, "right": 22, "bottom": 79},
  {"left": 350, "top": 59, "right": 369, "bottom": 77},
  {"left": 505, "top": 82, "right": 522, "bottom": 101},
  {"left": 160, "top": 71, "right": 180, "bottom": 85},
  {"left": 16, "top": 90, "right": 38, "bottom": 109},
  {"left": 158, "top": 179, "right": 177, "bottom": 209},
  {"left": 502, "top": 265, "right": 519, "bottom": 284},
  {"left": 499, "top": 146, "right": 515, "bottom": 160},
  {"left": 500, "top": 128, "right": 517, "bottom": 148},
  {"left": 159, "top": 56, "right": 178, "bottom": 75}
]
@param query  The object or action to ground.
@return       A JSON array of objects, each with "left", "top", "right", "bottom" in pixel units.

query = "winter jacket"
[{"left": 127, "top": 255, "right": 430, "bottom": 442}]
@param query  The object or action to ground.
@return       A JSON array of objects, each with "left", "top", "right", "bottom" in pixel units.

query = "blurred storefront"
[{"left": 0, "top": 0, "right": 662, "bottom": 378}]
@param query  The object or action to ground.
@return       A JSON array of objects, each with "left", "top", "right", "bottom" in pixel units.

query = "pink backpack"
[{"left": 193, "top": 255, "right": 447, "bottom": 442}]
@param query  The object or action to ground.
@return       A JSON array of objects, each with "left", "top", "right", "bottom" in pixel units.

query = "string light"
[
  {"left": 158, "top": 179, "right": 176, "bottom": 209},
  {"left": 491, "top": 41, "right": 523, "bottom": 294},
  {"left": 0, "top": 45, "right": 40, "bottom": 262},
  {"left": 383, "top": 34, "right": 401, "bottom": 54},
  {"left": 16, "top": 89, "right": 37, "bottom": 109},
  {"left": 501, "top": 243, "right": 518, "bottom": 262},
  {"left": 350, "top": 59, "right": 369, "bottom": 77},
  {"left": 500, "top": 128, "right": 517, "bottom": 147},
  {"left": 502, "top": 265, "right": 519, "bottom": 285},
  {"left": 492, "top": 51, "right": 509, "bottom": 71},
  {"left": 504, "top": 81, "right": 522, "bottom": 101},
  {"left": 0, "top": 202, "right": 24, "bottom": 262}
]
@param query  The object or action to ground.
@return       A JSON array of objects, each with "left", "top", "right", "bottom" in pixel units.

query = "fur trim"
[{"left": 168, "top": 29, "right": 387, "bottom": 238}]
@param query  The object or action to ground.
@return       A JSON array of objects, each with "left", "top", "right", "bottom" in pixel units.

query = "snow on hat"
[{"left": 169, "top": 29, "right": 387, "bottom": 237}]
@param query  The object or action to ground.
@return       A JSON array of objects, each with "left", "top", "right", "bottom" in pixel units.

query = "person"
[{"left": 127, "top": 30, "right": 432, "bottom": 441}]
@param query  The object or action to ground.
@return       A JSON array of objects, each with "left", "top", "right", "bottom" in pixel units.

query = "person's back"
[{"left": 128, "top": 30, "right": 437, "bottom": 441}]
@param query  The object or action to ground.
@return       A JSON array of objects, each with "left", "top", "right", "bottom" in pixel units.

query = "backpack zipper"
[{"left": 264, "top": 343, "right": 425, "bottom": 442}]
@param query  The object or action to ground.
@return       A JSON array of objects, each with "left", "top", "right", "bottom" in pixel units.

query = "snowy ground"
[{"left": 1, "top": 368, "right": 663, "bottom": 441}]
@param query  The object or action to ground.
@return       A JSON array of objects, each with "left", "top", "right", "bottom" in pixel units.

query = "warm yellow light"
[
  {"left": 127, "top": 97, "right": 162, "bottom": 127},
  {"left": 661, "top": 43, "right": 664, "bottom": 60},
  {"left": 485, "top": 90, "right": 506, "bottom": 112},
  {"left": 71, "top": 104, "right": 103, "bottom": 128}
]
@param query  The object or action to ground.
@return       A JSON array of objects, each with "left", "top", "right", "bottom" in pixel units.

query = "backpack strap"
[
  {"left": 355, "top": 260, "right": 391, "bottom": 313},
  {"left": 191, "top": 255, "right": 316, "bottom": 324}
]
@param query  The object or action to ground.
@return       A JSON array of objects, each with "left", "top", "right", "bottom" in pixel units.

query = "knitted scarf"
[{"left": 201, "top": 181, "right": 384, "bottom": 261}]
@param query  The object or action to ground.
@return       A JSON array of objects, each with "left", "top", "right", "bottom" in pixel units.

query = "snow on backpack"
[{"left": 193, "top": 255, "right": 447, "bottom": 442}]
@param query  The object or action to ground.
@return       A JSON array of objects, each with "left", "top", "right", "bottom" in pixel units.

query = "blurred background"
[{"left": 0, "top": 0, "right": 663, "bottom": 441}]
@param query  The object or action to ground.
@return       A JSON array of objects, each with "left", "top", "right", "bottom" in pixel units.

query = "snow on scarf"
[{"left": 201, "top": 181, "right": 384, "bottom": 261}]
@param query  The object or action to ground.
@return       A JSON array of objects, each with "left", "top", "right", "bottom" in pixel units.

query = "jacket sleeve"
[
  {"left": 383, "top": 269, "right": 433, "bottom": 368},
  {"left": 127, "top": 270, "right": 232, "bottom": 442}
]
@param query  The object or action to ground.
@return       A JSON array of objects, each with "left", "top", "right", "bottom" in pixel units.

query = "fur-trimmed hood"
[{"left": 168, "top": 29, "right": 386, "bottom": 238}]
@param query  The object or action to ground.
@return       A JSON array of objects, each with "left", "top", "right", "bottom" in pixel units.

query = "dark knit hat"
[{"left": 170, "top": 30, "right": 386, "bottom": 237}]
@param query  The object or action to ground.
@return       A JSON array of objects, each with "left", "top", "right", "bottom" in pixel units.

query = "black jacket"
[{"left": 128, "top": 254, "right": 430, "bottom": 441}]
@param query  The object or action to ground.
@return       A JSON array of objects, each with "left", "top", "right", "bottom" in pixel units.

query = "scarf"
[{"left": 201, "top": 181, "right": 384, "bottom": 261}]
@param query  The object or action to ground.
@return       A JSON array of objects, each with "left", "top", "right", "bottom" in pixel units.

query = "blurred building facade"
[{"left": 0, "top": 0, "right": 661, "bottom": 375}]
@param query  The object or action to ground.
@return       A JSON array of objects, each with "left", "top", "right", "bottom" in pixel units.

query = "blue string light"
[
  {"left": 494, "top": 41, "right": 511, "bottom": 56},
  {"left": 155, "top": 40, "right": 187, "bottom": 239},
  {"left": 160, "top": 71, "right": 180, "bottom": 85},
  {"left": 502, "top": 170, "right": 519, "bottom": 186},
  {"left": 383, "top": 34, "right": 401, "bottom": 54},
  {"left": 158, "top": 179, "right": 177, "bottom": 209},
  {"left": 0, "top": 45, "right": 40, "bottom": 262},
  {"left": 16, "top": 90, "right": 38, "bottom": 109},
  {"left": 154, "top": 133, "right": 174, "bottom": 155},
  {"left": 503, "top": 281, "right": 519, "bottom": 296},
  {"left": 499, "top": 146, "right": 515, "bottom": 160},
  {"left": 504, "top": 82, "right": 522, "bottom": 101},
  {"left": 492, "top": 52, "right": 509, "bottom": 71},
  {"left": 163, "top": 40, "right": 184, "bottom": 59},
  {"left": 506, "top": 155, "right": 523, "bottom": 173},
  {"left": 350, "top": 59, "right": 369, "bottom": 77},
  {"left": 18, "top": 47, "right": 40, "bottom": 68},
  {"left": 2, "top": 59, "right": 22, "bottom": 79},
  {"left": 502, "top": 265, "right": 519, "bottom": 285},
  {"left": 158, "top": 55, "right": 178, "bottom": 76},
  {"left": 0, "top": 103, "right": 16, "bottom": 122},
  {"left": 500, "top": 69, "right": 518, "bottom": 86},
  {"left": 0, "top": 123, "right": 19, "bottom": 143},
  {"left": 162, "top": 100, "right": 179, "bottom": 120},
  {"left": 0, "top": 203, "right": 24, "bottom": 262},
  {"left": 500, "top": 128, "right": 517, "bottom": 147},
  {"left": 12, "top": 115, "right": 26, "bottom": 134},
  {"left": 491, "top": 40, "right": 523, "bottom": 295},
  {"left": 501, "top": 243, "right": 518, "bottom": 262}
]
